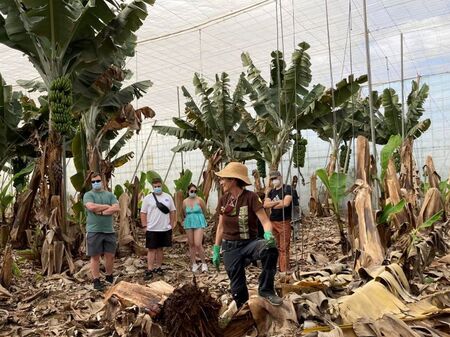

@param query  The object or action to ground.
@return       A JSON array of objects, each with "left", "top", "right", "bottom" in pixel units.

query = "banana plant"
[
  {"left": 0, "top": 0, "right": 155, "bottom": 250},
  {"left": 381, "top": 79, "right": 430, "bottom": 142},
  {"left": 154, "top": 72, "right": 255, "bottom": 162},
  {"left": 241, "top": 42, "right": 367, "bottom": 171},
  {"left": 153, "top": 72, "right": 257, "bottom": 202}
]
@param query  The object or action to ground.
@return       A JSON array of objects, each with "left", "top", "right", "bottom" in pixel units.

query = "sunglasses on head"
[{"left": 91, "top": 179, "right": 101, "bottom": 183}]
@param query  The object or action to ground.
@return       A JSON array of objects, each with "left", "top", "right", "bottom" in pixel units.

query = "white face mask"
[{"left": 272, "top": 179, "right": 281, "bottom": 187}]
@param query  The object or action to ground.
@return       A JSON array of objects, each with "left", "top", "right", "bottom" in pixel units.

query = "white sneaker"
[
  {"left": 201, "top": 263, "right": 208, "bottom": 273},
  {"left": 192, "top": 263, "right": 200, "bottom": 273}
]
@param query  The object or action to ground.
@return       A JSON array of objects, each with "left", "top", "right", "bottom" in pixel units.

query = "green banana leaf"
[
  {"left": 380, "top": 134, "right": 402, "bottom": 180},
  {"left": 379, "top": 199, "right": 406, "bottom": 224},
  {"left": 316, "top": 168, "right": 347, "bottom": 216},
  {"left": 174, "top": 170, "right": 193, "bottom": 192}
]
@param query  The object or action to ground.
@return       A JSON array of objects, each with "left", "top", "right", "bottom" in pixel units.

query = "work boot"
[
  {"left": 105, "top": 274, "right": 114, "bottom": 284},
  {"left": 258, "top": 291, "right": 283, "bottom": 306},
  {"left": 144, "top": 270, "right": 154, "bottom": 281},
  {"left": 93, "top": 278, "right": 105, "bottom": 291}
]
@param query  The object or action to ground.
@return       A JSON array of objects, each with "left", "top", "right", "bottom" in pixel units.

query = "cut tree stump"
[{"left": 104, "top": 280, "right": 174, "bottom": 309}]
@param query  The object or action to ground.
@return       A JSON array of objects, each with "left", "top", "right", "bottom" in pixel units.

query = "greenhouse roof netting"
[{"left": 1, "top": 0, "right": 450, "bottom": 122}]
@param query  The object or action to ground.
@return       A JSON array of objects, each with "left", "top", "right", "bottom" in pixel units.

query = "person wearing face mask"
[
  {"left": 182, "top": 183, "right": 208, "bottom": 273},
  {"left": 83, "top": 172, "right": 120, "bottom": 291},
  {"left": 140, "top": 177, "right": 176, "bottom": 280},
  {"left": 263, "top": 170, "right": 293, "bottom": 272}
]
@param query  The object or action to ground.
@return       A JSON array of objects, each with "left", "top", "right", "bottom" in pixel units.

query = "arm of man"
[
  {"left": 169, "top": 196, "right": 177, "bottom": 228},
  {"left": 256, "top": 208, "right": 274, "bottom": 232},
  {"left": 84, "top": 202, "right": 110, "bottom": 213},
  {"left": 214, "top": 215, "right": 224, "bottom": 246},
  {"left": 170, "top": 210, "right": 177, "bottom": 228},
  {"left": 273, "top": 195, "right": 292, "bottom": 209},
  {"left": 140, "top": 196, "right": 149, "bottom": 228},
  {"left": 264, "top": 198, "right": 282, "bottom": 208},
  {"left": 140, "top": 212, "right": 147, "bottom": 229},
  {"left": 103, "top": 203, "right": 120, "bottom": 215}
]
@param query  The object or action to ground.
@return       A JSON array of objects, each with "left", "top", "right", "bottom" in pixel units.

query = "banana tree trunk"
[
  {"left": 10, "top": 164, "right": 42, "bottom": 248},
  {"left": 202, "top": 151, "right": 221, "bottom": 204},
  {"left": 174, "top": 190, "right": 186, "bottom": 235},
  {"left": 399, "top": 137, "right": 418, "bottom": 208},
  {"left": 353, "top": 136, "right": 384, "bottom": 270}
]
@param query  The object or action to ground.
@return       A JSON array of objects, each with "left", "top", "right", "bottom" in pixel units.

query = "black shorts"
[
  {"left": 86, "top": 232, "right": 116, "bottom": 257},
  {"left": 146, "top": 230, "right": 172, "bottom": 249}
]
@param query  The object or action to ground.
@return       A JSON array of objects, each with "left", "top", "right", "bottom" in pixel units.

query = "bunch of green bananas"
[
  {"left": 49, "top": 76, "right": 73, "bottom": 135},
  {"left": 256, "top": 158, "right": 266, "bottom": 178},
  {"left": 292, "top": 136, "right": 307, "bottom": 168},
  {"left": 339, "top": 144, "right": 351, "bottom": 173}
]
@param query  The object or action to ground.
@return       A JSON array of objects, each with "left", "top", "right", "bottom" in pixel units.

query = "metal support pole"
[
  {"left": 131, "top": 120, "right": 156, "bottom": 182},
  {"left": 177, "top": 86, "right": 184, "bottom": 172},
  {"left": 164, "top": 139, "right": 181, "bottom": 183},
  {"left": 363, "top": 0, "right": 379, "bottom": 205},
  {"left": 400, "top": 33, "right": 405, "bottom": 140}
]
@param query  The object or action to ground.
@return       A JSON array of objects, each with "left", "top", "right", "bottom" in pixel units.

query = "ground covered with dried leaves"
[{"left": 0, "top": 216, "right": 449, "bottom": 336}]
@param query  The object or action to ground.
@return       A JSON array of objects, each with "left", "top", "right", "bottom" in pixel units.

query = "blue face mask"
[
  {"left": 153, "top": 187, "right": 162, "bottom": 194},
  {"left": 189, "top": 192, "right": 197, "bottom": 198},
  {"left": 92, "top": 182, "right": 102, "bottom": 190}
]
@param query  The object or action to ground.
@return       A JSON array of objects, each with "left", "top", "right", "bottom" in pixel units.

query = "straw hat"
[{"left": 215, "top": 162, "right": 252, "bottom": 186}]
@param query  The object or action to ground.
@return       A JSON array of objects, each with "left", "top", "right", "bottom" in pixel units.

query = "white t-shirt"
[{"left": 141, "top": 192, "right": 176, "bottom": 231}]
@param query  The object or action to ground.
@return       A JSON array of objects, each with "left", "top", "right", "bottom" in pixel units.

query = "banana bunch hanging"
[
  {"left": 292, "top": 135, "right": 307, "bottom": 168},
  {"left": 339, "top": 144, "right": 351, "bottom": 173},
  {"left": 256, "top": 158, "right": 266, "bottom": 178},
  {"left": 49, "top": 76, "right": 73, "bottom": 135}
]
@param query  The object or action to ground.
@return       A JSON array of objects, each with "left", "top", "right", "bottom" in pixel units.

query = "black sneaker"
[
  {"left": 105, "top": 274, "right": 114, "bottom": 284},
  {"left": 154, "top": 267, "right": 164, "bottom": 276},
  {"left": 144, "top": 270, "right": 154, "bottom": 281},
  {"left": 93, "top": 278, "right": 105, "bottom": 291},
  {"left": 259, "top": 291, "right": 283, "bottom": 306}
]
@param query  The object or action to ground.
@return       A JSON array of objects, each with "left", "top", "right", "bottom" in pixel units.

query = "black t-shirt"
[{"left": 268, "top": 184, "right": 292, "bottom": 221}]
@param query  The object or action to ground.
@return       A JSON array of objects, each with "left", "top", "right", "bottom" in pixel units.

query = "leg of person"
[
  {"left": 145, "top": 231, "right": 156, "bottom": 280},
  {"left": 103, "top": 233, "right": 117, "bottom": 283},
  {"left": 144, "top": 249, "right": 156, "bottom": 280},
  {"left": 186, "top": 229, "right": 199, "bottom": 273},
  {"left": 241, "top": 239, "right": 282, "bottom": 306},
  {"left": 194, "top": 229, "right": 207, "bottom": 272},
  {"left": 222, "top": 243, "right": 248, "bottom": 309},
  {"left": 271, "top": 220, "right": 283, "bottom": 271},
  {"left": 155, "top": 248, "right": 163, "bottom": 268},
  {"left": 278, "top": 220, "right": 291, "bottom": 272},
  {"left": 186, "top": 229, "right": 198, "bottom": 272},
  {"left": 87, "top": 232, "right": 105, "bottom": 291}
]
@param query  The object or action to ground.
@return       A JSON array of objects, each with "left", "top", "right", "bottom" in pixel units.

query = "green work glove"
[
  {"left": 264, "top": 231, "right": 276, "bottom": 248},
  {"left": 212, "top": 244, "right": 221, "bottom": 270}
]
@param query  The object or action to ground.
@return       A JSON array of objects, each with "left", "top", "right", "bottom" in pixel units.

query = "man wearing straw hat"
[{"left": 212, "top": 162, "right": 283, "bottom": 308}]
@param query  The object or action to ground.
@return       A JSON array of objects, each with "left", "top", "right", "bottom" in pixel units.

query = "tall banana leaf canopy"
[{"left": 153, "top": 72, "right": 257, "bottom": 163}]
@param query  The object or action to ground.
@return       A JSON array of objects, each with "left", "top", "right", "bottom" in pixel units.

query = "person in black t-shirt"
[{"left": 263, "top": 170, "right": 293, "bottom": 272}]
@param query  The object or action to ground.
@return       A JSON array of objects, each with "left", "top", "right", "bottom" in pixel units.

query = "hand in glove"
[
  {"left": 212, "top": 244, "right": 221, "bottom": 270},
  {"left": 263, "top": 231, "right": 276, "bottom": 248}
]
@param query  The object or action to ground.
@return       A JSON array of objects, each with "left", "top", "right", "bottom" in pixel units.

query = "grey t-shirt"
[{"left": 83, "top": 190, "right": 118, "bottom": 233}]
